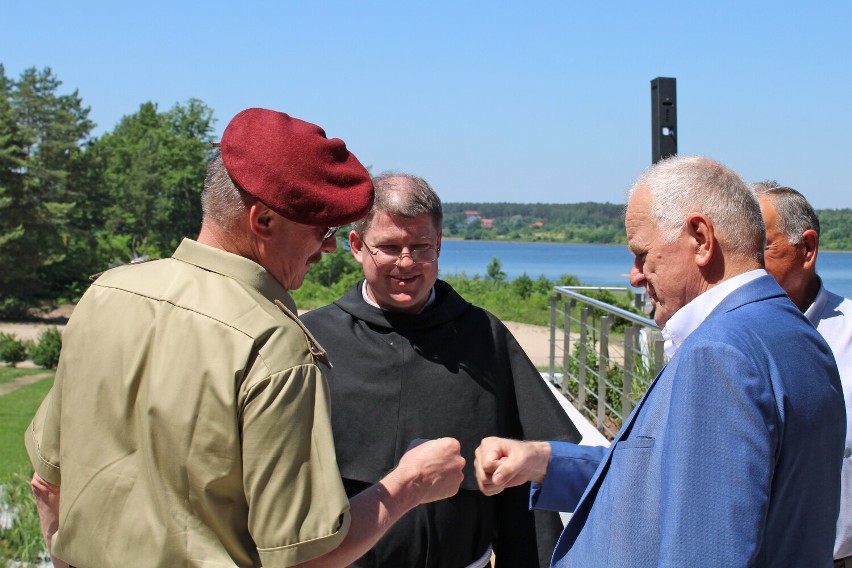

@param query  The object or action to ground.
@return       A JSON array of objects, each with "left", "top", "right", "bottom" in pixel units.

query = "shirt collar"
[
  {"left": 803, "top": 277, "right": 827, "bottom": 326},
  {"left": 361, "top": 279, "right": 436, "bottom": 313},
  {"left": 662, "top": 269, "right": 767, "bottom": 357},
  {"left": 172, "top": 238, "right": 297, "bottom": 313}
]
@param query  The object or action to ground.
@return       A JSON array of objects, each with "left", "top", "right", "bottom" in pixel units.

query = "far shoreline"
[
  {"left": 440, "top": 236, "right": 852, "bottom": 253},
  {"left": 441, "top": 237, "right": 627, "bottom": 247}
]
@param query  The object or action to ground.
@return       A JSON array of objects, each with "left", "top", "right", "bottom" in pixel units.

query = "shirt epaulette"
[
  {"left": 88, "top": 257, "right": 161, "bottom": 282},
  {"left": 274, "top": 299, "right": 331, "bottom": 367}
]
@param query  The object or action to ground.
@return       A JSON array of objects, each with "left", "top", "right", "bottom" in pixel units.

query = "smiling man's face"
[{"left": 350, "top": 210, "right": 442, "bottom": 313}]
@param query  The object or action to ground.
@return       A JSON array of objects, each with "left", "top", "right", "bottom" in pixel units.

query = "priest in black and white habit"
[{"left": 301, "top": 172, "right": 582, "bottom": 568}]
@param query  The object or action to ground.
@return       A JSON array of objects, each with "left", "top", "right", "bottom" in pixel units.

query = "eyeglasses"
[
  {"left": 322, "top": 227, "right": 339, "bottom": 241},
  {"left": 360, "top": 239, "right": 440, "bottom": 265}
]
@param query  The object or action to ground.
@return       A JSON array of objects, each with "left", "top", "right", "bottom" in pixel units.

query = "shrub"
[
  {"left": 28, "top": 328, "right": 62, "bottom": 369},
  {"left": 0, "top": 333, "right": 28, "bottom": 367},
  {"left": 0, "top": 297, "right": 32, "bottom": 320},
  {"left": 512, "top": 274, "right": 534, "bottom": 300}
]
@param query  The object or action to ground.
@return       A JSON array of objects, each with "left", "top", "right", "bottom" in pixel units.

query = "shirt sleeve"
[
  {"left": 529, "top": 442, "right": 605, "bottom": 513},
  {"left": 241, "top": 363, "right": 351, "bottom": 566},
  {"left": 25, "top": 382, "right": 63, "bottom": 486}
]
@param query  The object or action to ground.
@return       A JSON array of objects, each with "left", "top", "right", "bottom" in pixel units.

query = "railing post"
[
  {"left": 598, "top": 315, "right": 611, "bottom": 434},
  {"left": 549, "top": 294, "right": 557, "bottom": 379},
  {"left": 622, "top": 324, "right": 636, "bottom": 420},
  {"left": 634, "top": 292, "right": 643, "bottom": 311},
  {"left": 578, "top": 307, "right": 589, "bottom": 409},
  {"left": 562, "top": 300, "right": 574, "bottom": 392},
  {"left": 550, "top": 286, "right": 664, "bottom": 436}
]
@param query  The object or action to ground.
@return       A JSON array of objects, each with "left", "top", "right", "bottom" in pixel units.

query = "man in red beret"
[{"left": 25, "top": 108, "right": 465, "bottom": 568}]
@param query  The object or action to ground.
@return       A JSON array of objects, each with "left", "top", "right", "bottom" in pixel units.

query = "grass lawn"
[
  {"left": 0, "top": 369, "right": 53, "bottom": 564},
  {"left": 0, "top": 371, "right": 53, "bottom": 483},
  {"left": 0, "top": 367, "right": 48, "bottom": 386}
]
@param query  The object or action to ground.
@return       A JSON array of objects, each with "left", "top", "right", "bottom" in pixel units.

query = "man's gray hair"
[
  {"left": 351, "top": 172, "right": 443, "bottom": 235},
  {"left": 752, "top": 180, "right": 820, "bottom": 244},
  {"left": 628, "top": 156, "right": 765, "bottom": 263},
  {"left": 201, "top": 152, "right": 255, "bottom": 230}
]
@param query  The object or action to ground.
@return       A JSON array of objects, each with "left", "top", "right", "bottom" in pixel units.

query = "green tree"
[
  {"left": 441, "top": 201, "right": 627, "bottom": 245},
  {"left": 0, "top": 66, "right": 94, "bottom": 315},
  {"left": 93, "top": 100, "right": 215, "bottom": 259},
  {"left": 0, "top": 65, "right": 30, "bottom": 315},
  {"left": 486, "top": 256, "right": 506, "bottom": 282}
]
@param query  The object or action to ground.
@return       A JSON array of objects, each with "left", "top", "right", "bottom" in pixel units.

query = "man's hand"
[
  {"left": 292, "top": 438, "right": 465, "bottom": 567},
  {"left": 474, "top": 437, "right": 551, "bottom": 496},
  {"left": 388, "top": 437, "right": 465, "bottom": 506},
  {"left": 31, "top": 473, "right": 70, "bottom": 568}
]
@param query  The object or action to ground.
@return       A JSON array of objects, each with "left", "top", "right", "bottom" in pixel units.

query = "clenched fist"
[
  {"left": 392, "top": 437, "right": 466, "bottom": 505},
  {"left": 474, "top": 437, "right": 551, "bottom": 496}
]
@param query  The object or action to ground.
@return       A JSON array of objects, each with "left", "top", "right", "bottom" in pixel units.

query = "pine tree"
[
  {"left": 0, "top": 65, "right": 35, "bottom": 316},
  {"left": 0, "top": 66, "right": 95, "bottom": 316}
]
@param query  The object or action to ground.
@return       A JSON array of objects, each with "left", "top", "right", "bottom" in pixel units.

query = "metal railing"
[{"left": 547, "top": 286, "right": 665, "bottom": 439}]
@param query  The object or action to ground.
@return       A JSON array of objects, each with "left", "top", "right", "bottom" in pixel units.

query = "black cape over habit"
[{"left": 301, "top": 280, "right": 582, "bottom": 568}]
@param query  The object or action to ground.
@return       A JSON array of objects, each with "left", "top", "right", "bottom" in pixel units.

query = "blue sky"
[{"left": 3, "top": 1, "right": 850, "bottom": 208}]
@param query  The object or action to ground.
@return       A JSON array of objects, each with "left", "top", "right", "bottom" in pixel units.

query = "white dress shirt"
[
  {"left": 662, "top": 270, "right": 767, "bottom": 357},
  {"left": 805, "top": 280, "right": 852, "bottom": 560}
]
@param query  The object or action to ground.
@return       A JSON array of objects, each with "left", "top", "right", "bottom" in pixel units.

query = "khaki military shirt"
[{"left": 26, "top": 239, "right": 350, "bottom": 567}]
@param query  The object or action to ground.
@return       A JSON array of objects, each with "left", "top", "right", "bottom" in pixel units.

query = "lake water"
[{"left": 438, "top": 240, "right": 852, "bottom": 299}]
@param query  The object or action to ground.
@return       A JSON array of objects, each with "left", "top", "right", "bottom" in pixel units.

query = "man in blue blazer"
[{"left": 475, "top": 156, "right": 846, "bottom": 567}]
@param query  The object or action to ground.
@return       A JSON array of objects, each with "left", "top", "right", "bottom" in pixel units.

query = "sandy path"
[
  {"left": 1, "top": 305, "right": 553, "bottom": 369},
  {"left": 502, "top": 321, "right": 551, "bottom": 367}
]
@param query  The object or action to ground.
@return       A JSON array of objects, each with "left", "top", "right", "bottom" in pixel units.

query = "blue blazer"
[{"left": 532, "top": 276, "right": 846, "bottom": 567}]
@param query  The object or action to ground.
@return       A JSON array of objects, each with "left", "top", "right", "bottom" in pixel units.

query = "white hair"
[{"left": 627, "top": 156, "right": 765, "bottom": 263}]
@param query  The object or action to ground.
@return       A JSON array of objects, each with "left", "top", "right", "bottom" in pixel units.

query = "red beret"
[{"left": 220, "top": 108, "right": 374, "bottom": 226}]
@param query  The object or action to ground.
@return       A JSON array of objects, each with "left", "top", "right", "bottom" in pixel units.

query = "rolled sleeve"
[{"left": 25, "top": 385, "right": 62, "bottom": 486}]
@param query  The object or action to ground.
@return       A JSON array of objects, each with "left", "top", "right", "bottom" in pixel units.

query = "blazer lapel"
[{"left": 552, "top": 364, "right": 667, "bottom": 564}]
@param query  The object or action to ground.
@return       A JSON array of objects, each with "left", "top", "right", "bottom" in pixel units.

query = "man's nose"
[
  {"left": 395, "top": 252, "right": 416, "bottom": 268},
  {"left": 322, "top": 238, "right": 338, "bottom": 254},
  {"left": 629, "top": 264, "right": 645, "bottom": 288}
]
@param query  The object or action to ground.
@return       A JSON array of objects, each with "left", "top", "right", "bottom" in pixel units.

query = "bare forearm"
[
  {"left": 31, "top": 473, "right": 70, "bottom": 568},
  {"left": 292, "top": 474, "right": 417, "bottom": 567}
]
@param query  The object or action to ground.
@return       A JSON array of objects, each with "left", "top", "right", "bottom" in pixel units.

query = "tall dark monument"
[{"left": 651, "top": 77, "right": 677, "bottom": 163}]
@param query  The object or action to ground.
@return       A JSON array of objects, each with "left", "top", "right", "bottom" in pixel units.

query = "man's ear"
[
  {"left": 801, "top": 229, "right": 819, "bottom": 270},
  {"left": 687, "top": 212, "right": 715, "bottom": 267},
  {"left": 248, "top": 203, "right": 274, "bottom": 240},
  {"left": 349, "top": 230, "right": 366, "bottom": 265}
]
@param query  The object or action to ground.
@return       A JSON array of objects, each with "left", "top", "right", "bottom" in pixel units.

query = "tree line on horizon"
[
  {"left": 2, "top": 64, "right": 851, "bottom": 317},
  {"left": 444, "top": 202, "right": 852, "bottom": 248},
  {"left": 444, "top": 202, "right": 627, "bottom": 243}
]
